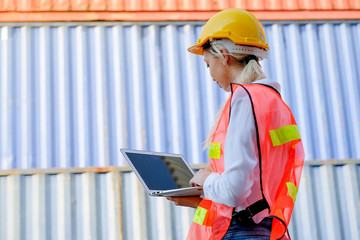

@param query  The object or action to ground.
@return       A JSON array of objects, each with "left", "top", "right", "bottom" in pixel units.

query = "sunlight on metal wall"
[
  {"left": 0, "top": 161, "right": 359, "bottom": 240},
  {"left": 0, "top": 21, "right": 360, "bottom": 169}
]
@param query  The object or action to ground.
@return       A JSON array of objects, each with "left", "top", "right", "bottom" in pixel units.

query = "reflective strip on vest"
[
  {"left": 193, "top": 206, "right": 208, "bottom": 225},
  {"left": 286, "top": 182, "right": 298, "bottom": 203},
  {"left": 269, "top": 125, "right": 301, "bottom": 147},
  {"left": 209, "top": 142, "right": 221, "bottom": 159}
]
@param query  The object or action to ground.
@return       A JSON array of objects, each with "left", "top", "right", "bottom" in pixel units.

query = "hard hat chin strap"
[{"left": 211, "top": 39, "right": 268, "bottom": 60}]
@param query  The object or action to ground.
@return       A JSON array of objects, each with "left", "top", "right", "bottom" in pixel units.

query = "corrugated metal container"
[
  {"left": 1, "top": 21, "right": 360, "bottom": 169},
  {"left": 0, "top": 161, "right": 359, "bottom": 240},
  {"left": 1, "top": 0, "right": 360, "bottom": 11}
]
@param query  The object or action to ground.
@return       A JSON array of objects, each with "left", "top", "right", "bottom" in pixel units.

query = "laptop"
[{"left": 120, "top": 148, "right": 203, "bottom": 197}]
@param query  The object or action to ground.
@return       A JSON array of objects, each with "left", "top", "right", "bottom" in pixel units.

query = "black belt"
[{"left": 232, "top": 198, "right": 270, "bottom": 225}]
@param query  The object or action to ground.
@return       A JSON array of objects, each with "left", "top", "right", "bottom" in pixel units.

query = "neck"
[{"left": 229, "top": 64, "right": 244, "bottom": 84}]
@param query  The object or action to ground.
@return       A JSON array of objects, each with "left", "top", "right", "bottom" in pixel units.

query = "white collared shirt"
[{"left": 203, "top": 78, "right": 281, "bottom": 223}]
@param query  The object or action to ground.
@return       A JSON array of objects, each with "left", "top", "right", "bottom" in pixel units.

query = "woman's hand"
[
  {"left": 166, "top": 168, "right": 212, "bottom": 209},
  {"left": 166, "top": 197, "right": 202, "bottom": 208},
  {"left": 189, "top": 168, "right": 212, "bottom": 187}
]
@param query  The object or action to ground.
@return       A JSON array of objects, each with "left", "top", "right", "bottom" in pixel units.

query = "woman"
[{"left": 167, "top": 8, "right": 304, "bottom": 240}]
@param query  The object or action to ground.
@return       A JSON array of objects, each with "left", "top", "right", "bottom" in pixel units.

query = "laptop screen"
[{"left": 125, "top": 152, "right": 194, "bottom": 190}]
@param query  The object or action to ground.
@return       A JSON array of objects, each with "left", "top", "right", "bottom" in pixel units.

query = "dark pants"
[{"left": 222, "top": 217, "right": 272, "bottom": 240}]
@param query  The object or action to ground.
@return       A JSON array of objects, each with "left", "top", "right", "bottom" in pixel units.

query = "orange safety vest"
[{"left": 187, "top": 83, "right": 304, "bottom": 240}]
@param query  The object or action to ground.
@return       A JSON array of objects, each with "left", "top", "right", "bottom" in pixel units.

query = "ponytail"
[{"left": 235, "top": 58, "right": 266, "bottom": 84}]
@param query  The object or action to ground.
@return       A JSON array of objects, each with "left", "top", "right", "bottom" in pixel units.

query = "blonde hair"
[{"left": 203, "top": 43, "right": 267, "bottom": 149}]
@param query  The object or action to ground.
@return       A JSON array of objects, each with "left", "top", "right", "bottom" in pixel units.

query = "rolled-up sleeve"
[{"left": 203, "top": 88, "right": 258, "bottom": 207}]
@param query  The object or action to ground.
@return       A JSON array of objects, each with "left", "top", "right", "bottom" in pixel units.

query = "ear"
[{"left": 220, "top": 49, "right": 230, "bottom": 64}]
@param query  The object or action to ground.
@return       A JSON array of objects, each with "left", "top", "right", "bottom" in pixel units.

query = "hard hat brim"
[{"left": 187, "top": 44, "right": 204, "bottom": 55}]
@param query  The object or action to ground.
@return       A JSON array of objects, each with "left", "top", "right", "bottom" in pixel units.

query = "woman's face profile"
[{"left": 203, "top": 50, "right": 231, "bottom": 91}]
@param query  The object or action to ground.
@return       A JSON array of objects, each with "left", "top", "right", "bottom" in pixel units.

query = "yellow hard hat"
[{"left": 188, "top": 8, "right": 269, "bottom": 55}]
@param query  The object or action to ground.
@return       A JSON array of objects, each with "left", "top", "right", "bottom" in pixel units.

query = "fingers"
[
  {"left": 166, "top": 197, "right": 203, "bottom": 208},
  {"left": 189, "top": 179, "right": 198, "bottom": 187},
  {"left": 189, "top": 168, "right": 212, "bottom": 187},
  {"left": 189, "top": 178, "right": 201, "bottom": 187},
  {"left": 166, "top": 197, "right": 181, "bottom": 206}
]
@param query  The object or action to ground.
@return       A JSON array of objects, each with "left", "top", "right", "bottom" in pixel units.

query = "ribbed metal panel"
[
  {"left": 289, "top": 160, "right": 360, "bottom": 240},
  {"left": 1, "top": 0, "right": 360, "bottom": 11},
  {"left": 0, "top": 168, "right": 123, "bottom": 240},
  {"left": 0, "top": 161, "right": 359, "bottom": 240},
  {"left": 1, "top": 22, "right": 360, "bottom": 169}
]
